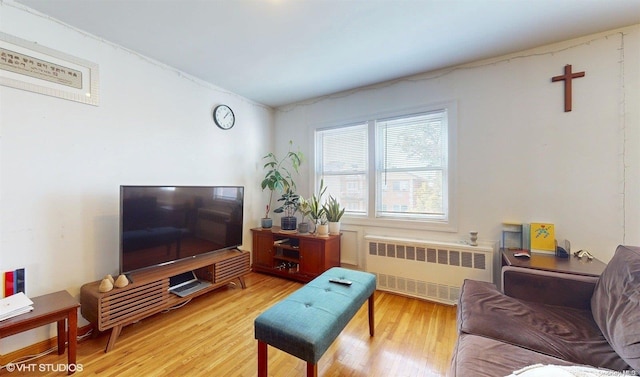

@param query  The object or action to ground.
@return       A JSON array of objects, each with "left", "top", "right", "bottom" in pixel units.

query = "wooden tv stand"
[{"left": 80, "top": 249, "right": 250, "bottom": 352}]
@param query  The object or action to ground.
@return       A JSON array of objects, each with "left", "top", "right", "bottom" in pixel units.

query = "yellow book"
[{"left": 530, "top": 223, "right": 555, "bottom": 252}]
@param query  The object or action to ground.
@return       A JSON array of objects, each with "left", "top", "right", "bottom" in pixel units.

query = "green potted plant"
[
  {"left": 315, "top": 212, "right": 329, "bottom": 236},
  {"left": 297, "top": 197, "right": 312, "bottom": 234},
  {"left": 261, "top": 205, "right": 272, "bottom": 228},
  {"left": 261, "top": 141, "right": 303, "bottom": 228},
  {"left": 273, "top": 189, "right": 300, "bottom": 231},
  {"left": 323, "top": 195, "right": 345, "bottom": 235},
  {"left": 306, "top": 179, "right": 328, "bottom": 236}
]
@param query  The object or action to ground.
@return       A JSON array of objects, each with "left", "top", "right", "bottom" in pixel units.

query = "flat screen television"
[{"left": 119, "top": 185, "right": 244, "bottom": 275}]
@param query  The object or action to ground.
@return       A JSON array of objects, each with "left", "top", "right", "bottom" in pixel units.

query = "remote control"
[{"left": 329, "top": 278, "right": 352, "bottom": 286}]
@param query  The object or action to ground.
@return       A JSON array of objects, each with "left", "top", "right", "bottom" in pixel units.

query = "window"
[{"left": 315, "top": 104, "right": 454, "bottom": 227}]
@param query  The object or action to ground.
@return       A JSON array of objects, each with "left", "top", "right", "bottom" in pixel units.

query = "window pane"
[
  {"left": 322, "top": 174, "right": 367, "bottom": 214},
  {"left": 377, "top": 170, "right": 444, "bottom": 217},
  {"left": 375, "top": 110, "right": 447, "bottom": 220},
  {"left": 317, "top": 124, "right": 368, "bottom": 215},
  {"left": 377, "top": 112, "right": 445, "bottom": 170},
  {"left": 320, "top": 125, "right": 367, "bottom": 174}
]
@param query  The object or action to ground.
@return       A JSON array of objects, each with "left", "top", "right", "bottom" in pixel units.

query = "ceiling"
[{"left": 15, "top": 0, "right": 640, "bottom": 108}]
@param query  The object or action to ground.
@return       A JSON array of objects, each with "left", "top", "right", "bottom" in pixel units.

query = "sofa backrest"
[{"left": 591, "top": 245, "right": 640, "bottom": 372}]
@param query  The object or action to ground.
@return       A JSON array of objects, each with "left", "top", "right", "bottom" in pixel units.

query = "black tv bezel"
[{"left": 118, "top": 185, "right": 244, "bottom": 275}]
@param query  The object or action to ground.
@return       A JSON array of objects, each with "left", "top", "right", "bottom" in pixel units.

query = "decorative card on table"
[{"left": 530, "top": 223, "right": 555, "bottom": 253}]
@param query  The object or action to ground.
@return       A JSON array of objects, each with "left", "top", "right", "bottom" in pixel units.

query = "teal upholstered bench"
[{"left": 255, "top": 267, "right": 376, "bottom": 377}]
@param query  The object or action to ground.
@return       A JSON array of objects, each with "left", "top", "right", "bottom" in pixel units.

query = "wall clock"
[{"left": 213, "top": 104, "right": 235, "bottom": 130}]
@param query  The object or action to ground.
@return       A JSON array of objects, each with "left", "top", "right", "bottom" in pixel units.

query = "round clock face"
[{"left": 213, "top": 105, "right": 235, "bottom": 130}]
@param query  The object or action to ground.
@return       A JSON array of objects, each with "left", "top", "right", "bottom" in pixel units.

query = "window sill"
[{"left": 341, "top": 215, "right": 457, "bottom": 233}]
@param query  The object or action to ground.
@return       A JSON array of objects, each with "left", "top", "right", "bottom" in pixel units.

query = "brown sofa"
[{"left": 448, "top": 245, "right": 640, "bottom": 376}]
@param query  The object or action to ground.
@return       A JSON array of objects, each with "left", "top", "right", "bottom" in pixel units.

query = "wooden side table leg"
[
  {"left": 307, "top": 362, "right": 317, "bottom": 377},
  {"left": 368, "top": 292, "right": 375, "bottom": 336},
  {"left": 105, "top": 325, "right": 122, "bottom": 353},
  {"left": 68, "top": 308, "right": 78, "bottom": 375},
  {"left": 57, "top": 319, "right": 65, "bottom": 355},
  {"left": 258, "top": 341, "right": 268, "bottom": 377}
]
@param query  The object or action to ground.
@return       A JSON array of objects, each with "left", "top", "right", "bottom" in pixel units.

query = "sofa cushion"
[
  {"left": 448, "top": 333, "right": 577, "bottom": 377},
  {"left": 458, "top": 280, "right": 629, "bottom": 370},
  {"left": 591, "top": 245, "right": 640, "bottom": 372}
]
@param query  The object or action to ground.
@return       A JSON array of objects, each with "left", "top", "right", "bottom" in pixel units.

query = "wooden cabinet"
[
  {"left": 80, "top": 249, "right": 250, "bottom": 352},
  {"left": 299, "top": 238, "right": 323, "bottom": 276},
  {"left": 251, "top": 227, "right": 341, "bottom": 282},
  {"left": 253, "top": 230, "right": 276, "bottom": 268}
]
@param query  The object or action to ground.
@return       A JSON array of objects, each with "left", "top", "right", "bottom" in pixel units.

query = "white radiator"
[{"left": 365, "top": 235, "right": 494, "bottom": 305}]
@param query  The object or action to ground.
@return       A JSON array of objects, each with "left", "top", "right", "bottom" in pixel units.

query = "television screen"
[{"left": 119, "top": 185, "right": 244, "bottom": 274}]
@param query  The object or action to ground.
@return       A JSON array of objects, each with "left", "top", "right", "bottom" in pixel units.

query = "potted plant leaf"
[
  {"left": 323, "top": 195, "right": 345, "bottom": 235},
  {"left": 261, "top": 140, "right": 303, "bottom": 228}
]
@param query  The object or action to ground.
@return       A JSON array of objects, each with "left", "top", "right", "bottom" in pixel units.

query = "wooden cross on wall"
[{"left": 551, "top": 64, "right": 585, "bottom": 112}]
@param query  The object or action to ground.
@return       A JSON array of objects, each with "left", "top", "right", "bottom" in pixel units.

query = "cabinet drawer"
[
  {"left": 214, "top": 251, "right": 250, "bottom": 283},
  {"left": 98, "top": 280, "right": 169, "bottom": 331}
]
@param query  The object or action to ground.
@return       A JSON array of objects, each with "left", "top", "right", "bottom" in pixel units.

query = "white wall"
[
  {"left": 0, "top": 2, "right": 273, "bottom": 353},
  {"left": 275, "top": 25, "right": 640, "bottom": 269}
]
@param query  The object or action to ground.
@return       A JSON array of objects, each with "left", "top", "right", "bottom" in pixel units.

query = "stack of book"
[{"left": 0, "top": 292, "right": 34, "bottom": 321}]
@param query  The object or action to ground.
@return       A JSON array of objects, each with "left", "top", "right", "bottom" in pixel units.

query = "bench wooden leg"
[
  {"left": 57, "top": 319, "right": 65, "bottom": 355},
  {"left": 368, "top": 292, "right": 375, "bottom": 336},
  {"left": 258, "top": 341, "right": 268, "bottom": 377},
  {"left": 307, "top": 362, "right": 317, "bottom": 377}
]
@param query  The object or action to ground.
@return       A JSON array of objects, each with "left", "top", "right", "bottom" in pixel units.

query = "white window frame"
[{"left": 312, "top": 101, "right": 457, "bottom": 232}]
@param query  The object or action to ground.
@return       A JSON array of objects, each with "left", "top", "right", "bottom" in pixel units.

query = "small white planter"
[
  {"left": 316, "top": 224, "right": 329, "bottom": 237},
  {"left": 328, "top": 222, "right": 341, "bottom": 235}
]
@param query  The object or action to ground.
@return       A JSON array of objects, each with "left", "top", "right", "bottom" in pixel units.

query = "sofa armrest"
[{"left": 501, "top": 266, "right": 598, "bottom": 310}]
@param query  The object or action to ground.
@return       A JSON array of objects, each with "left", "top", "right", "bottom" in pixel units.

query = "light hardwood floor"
[{"left": 5, "top": 273, "right": 458, "bottom": 376}]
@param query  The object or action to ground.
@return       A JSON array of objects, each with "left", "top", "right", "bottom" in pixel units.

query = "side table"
[
  {"left": 501, "top": 249, "right": 607, "bottom": 309},
  {"left": 0, "top": 291, "right": 80, "bottom": 375},
  {"left": 501, "top": 248, "right": 606, "bottom": 277}
]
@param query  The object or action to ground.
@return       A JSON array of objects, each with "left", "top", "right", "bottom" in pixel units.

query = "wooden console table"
[{"left": 0, "top": 291, "right": 79, "bottom": 375}]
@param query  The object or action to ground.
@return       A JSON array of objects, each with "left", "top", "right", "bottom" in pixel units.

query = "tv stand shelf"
[
  {"left": 251, "top": 227, "right": 341, "bottom": 283},
  {"left": 80, "top": 249, "right": 250, "bottom": 352}
]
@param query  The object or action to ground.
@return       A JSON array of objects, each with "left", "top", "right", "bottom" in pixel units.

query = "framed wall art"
[{"left": 0, "top": 32, "right": 99, "bottom": 106}]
